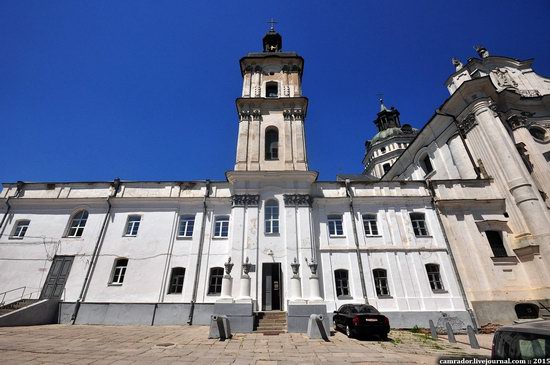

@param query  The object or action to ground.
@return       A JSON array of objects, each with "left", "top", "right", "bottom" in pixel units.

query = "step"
[{"left": 257, "top": 330, "right": 285, "bottom": 336}]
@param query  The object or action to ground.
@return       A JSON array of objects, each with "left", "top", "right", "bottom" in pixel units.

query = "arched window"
[
  {"left": 373, "top": 269, "right": 390, "bottom": 296},
  {"left": 266, "top": 81, "right": 278, "bottom": 97},
  {"left": 110, "top": 258, "right": 128, "bottom": 285},
  {"left": 334, "top": 269, "right": 350, "bottom": 298},
  {"left": 362, "top": 214, "right": 378, "bottom": 236},
  {"left": 168, "top": 267, "right": 186, "bottom": 294},
  {"left": 11, "top": 220, "right": 30, "bottom": 238},
  {"left": 410, "top": 212, "right": 429, "bottom": 237},
  {"left": 265, "top": 128, "right": 279, "bottom": 160},
  {"left": 67, "top": 210, "right": 89, "bottom": 237},
  {"left": 529, "top": 127, "right": 546, "bottom": 141},
  {"left": 208, "top": 267, "right": 224, "bottom": 295},
  {"left": 420, "top": 154, "right": 434, "bottom": 175},
  {"left": 265, "top": 200, "right": 279, "bottom": 234},
  {"left": 425, "top": 263, "right": 444, "bottom": 291},
  {"left": 382, "top": 163, "right": 391, "bottom": 173},
  {"left": 485, "top": 230, "right": 508, "bottom": 257}
]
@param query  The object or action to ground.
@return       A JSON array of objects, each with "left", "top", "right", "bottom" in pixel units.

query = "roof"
[{"left": 497, "top": 320, "right": 550, "bottom": 336}]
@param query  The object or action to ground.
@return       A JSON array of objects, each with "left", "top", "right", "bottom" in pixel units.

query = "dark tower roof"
[
  {"left": 262, "top": 27, "right": 282, "bottom": 52},
  {"left": 374, "top": 99, "right": 401, "bottom": 132}
]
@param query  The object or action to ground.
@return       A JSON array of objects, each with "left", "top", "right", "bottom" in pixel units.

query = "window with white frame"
[
  {"left": 67, "top": 210, "right": 89, "bottom": 237},
  {"left": 178, "top": 215, "right": 195, "bottom": 237},
  {"left": 362, "top": 214, "right": 379, "bottom": 236},
  {"left": 265, "top": 200, "right": 279, "bottom": 234},
  {"left": 168, "top": 267, "right": 185, "bottom": 294},
  {"left": 11, "top": 220, "right": 30, "bottom": 238},
  {"left": 328, "top": 215, "right": 344, "bottom": 236},
  {"left": 334, "top": 269, "right": 350, "bottom": 298},
  {"left": 373, "top": 268, "right": 390, "bottom": 296},
  {"left": 208, "top": 267, "right": 224, "bottom": 295},
  {"left": 410, "top": 212, "right": 429, "bottom": 237},
  {"left": 425, "top": 263, "right": 444, "bottom": 291},
  {"left": 124, "top": 215, "right": 141, "bottom": 237},
  {"left": 110, "top": 258, "right": 128, "bottom": 285},
  {"left": 214, "top": 216, "right": 229, "bottom": 238}
]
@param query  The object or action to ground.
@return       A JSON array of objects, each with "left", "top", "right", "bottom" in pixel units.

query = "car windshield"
[
  {"left": 494, "top": 331, "right": 550, "bottom": 360},
  {"left": 350, "top": 305, "right": 379, "bottom": 314}
]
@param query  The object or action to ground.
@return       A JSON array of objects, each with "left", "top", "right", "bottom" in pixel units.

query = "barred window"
[
  {"left": 67, "top": 210, "right": 88, "bottom": 237},
  {"left": 362, "top": 214, "right": 379, "bottom": 236},
  {"left": 208, "top": 267, "right": 224, "bottom": 295},
  {"left": 425, "top": 264, "right": 444, "bottom": 291},
  {"left": 328, "top": 215, "right": 344, "bottom": 236},
  {"left": 178, "top": 215, "right": 195, "bottom": 237},
  {"left": 124, "top": 215, "right": 141, "bottom": 237},
  {"left": 373, "top": 269, "right": 390, "bottom": 296},
  {"left": 168, "top": 267, "right": 186, "bottom": 294},
  {"left": 410, "top": 212, "right": 429, "bottom": 237},
  {"left": 265, "top": 200, "right": 279, "bottom": 234},
  {"left": 334, "top": 269, "right": 350, "bottom": 298}
]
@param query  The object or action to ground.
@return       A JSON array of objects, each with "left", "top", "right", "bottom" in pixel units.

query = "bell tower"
[{"left": 234, "top": 25, "right": 309, "bottom": 171}]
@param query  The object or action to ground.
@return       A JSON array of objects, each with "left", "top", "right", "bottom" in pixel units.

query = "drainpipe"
[
  {"left": 0, "top": 181, "right": 24, "bottom": 237},
  {"left": 71, "top": 178, "right": 120, "bottom": 324},
  {"left": 435, "top": 110, "right": 481, "bottom": 179},
  {"left": 426, "top": 180, "right": 479, "bottom": 330},
  {"left": 188, "top": 180, "right": 210, "bottom": 325},
  {"left": 344, "top": 179, "right": 369, "bottom": 304}
]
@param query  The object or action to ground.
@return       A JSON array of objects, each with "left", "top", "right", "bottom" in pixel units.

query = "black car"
[
  {"left": 333, "top": 304, "right": 390, "bottom": 339},
  {"left": 492, "top": 320, "right": 550, "bottom": 360}
]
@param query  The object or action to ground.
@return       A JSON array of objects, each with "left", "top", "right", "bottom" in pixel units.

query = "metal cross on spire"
[{"left": 267, "top": 18, "right": 278, "bottom": 31}]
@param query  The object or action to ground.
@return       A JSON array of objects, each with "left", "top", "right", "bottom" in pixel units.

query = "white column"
[
  {"left": 447, "top": 135, "right": 476, "bottom": 179},
  {"left": 306, "top": 259, "right": 323, "bottom": 302},
  {"left": 221, "top": 276, "right": 233, "bottom": 299}
]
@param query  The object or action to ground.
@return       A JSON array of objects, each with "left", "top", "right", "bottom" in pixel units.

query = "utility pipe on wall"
[{"left": 0, "top": 181, "right": 24, "bottom": 238}]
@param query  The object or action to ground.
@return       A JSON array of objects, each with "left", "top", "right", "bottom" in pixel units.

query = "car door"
[{"left": 336, "top": 305, "right": 348, "bottom": 329}]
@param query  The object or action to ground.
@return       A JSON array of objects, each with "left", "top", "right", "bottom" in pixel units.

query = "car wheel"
[
  {"left": 345, "top": 325, "right": 353, "bottom": 338},
  {"left": 381, "top": 333, "right": 389, "bottom": 341}
]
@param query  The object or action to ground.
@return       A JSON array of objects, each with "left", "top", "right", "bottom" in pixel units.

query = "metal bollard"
[
  {"left": 307, "top": 314, "right": 329, "bottom": 341},
  {"left": 467, "top": 325, "right": 480, "bottom": 349},
  {"left": 445, "top": 322, "right": 456, "bottom": 343},
  {"left": 208, "top": 314, "right": 232, "bottom": 340},
  {"left": 429, "top": 319, "right": 438, "bottom": 340}
]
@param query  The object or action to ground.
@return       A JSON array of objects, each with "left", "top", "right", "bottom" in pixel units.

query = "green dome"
[{"left": 371, "top": 127, "right": 404, "bottom": 145}]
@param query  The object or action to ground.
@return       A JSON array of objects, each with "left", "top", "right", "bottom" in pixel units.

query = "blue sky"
[{"left": 1, "top": 1, "right": 549, "bottom": 184}]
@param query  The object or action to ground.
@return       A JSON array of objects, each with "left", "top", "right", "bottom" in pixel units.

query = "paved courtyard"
[{"left": 0, "top": 325, "right": 491, "bottom": 364}]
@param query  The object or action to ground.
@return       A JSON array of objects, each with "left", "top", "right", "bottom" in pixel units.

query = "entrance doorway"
[
  {"left": 262, "top": 263, "right": 282, "bottom": 311},
  {"left": 40, "top": 256, "right": 74, "bottom": 300}
]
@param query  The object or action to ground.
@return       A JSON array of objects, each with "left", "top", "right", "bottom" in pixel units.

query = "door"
[
  {"left": 40, "top": 256, "right": 74, "bottom": 299},
  {"left": 262, "top": 263, "right": 282, "bottom": 311}
]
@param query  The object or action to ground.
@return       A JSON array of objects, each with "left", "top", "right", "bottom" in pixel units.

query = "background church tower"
[{"left": 234, "top": 25, "right": 309, "bottom": 171}]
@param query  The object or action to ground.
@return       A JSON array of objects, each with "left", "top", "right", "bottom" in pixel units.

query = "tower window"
[
  {"left": 529, "top": 127, "right": 546, "bottom": 141},
  {"left": 380, "top": 147, "right": 386, "bottom": 153},
  {"left": 208, "top": 267, "right": 224, "bottom": 295},
  {"left": 373, "top": 269, "right": 390, "bottom": 297},
  {"left": 168, "top": 267, "right": 186, "bottom": 294},
  {"left": 266, "top": 81, "right": 278, "bottom": 97},
  {"left": 383, "top": 163, "right": 391, "bottom": 173},
  {"left": 265, "top": 128, "right": 279, "bottom": 160},
  {"left": 265, "top": 200, "right": 279, "bottom": 234},
  {"left": 485, "top": 230, "right": 508, "bottom": 257},
  {"left": 334, "top": 269, "right": 350, "bottom": 298}
]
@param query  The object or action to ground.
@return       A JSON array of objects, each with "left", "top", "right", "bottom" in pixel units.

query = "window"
[
  {"left": 410, "top": 212, "right": 429, "bottom": 237},
  {"left": 425, "top": 264, "right": 444, "bottom": 291},
  {"left": 214, "top": 216, "right": 229, "bottom": 238},
  {"left": 168, "top": 267, "right": 186, "bottom": 294},
  {"left": 208, "top": 267, "right": 224, "bottom": 295},
  {"left": 67, "top": 210, "right": 89, "bottom": 237},
  {"left": 124, "top": 215, "right": 141, "bottom": 236},
  {"left": 420, "top": 154, "right": 434, "bottom": 175},
  {"left": 529, "top": 127, "right": 546, "bottom": 141},
  {"left": 362, "top": 214, "right": 379, "bottom": 236},
  {"left": 11, "top": 220, "right": 30, "bottom": 238},
  {"left": 334, "top": 269, "right": 350, "bottom": 298},
  {"left": 178, "top": 215, "right": 195, "bottom": 237},
  {"left": 266, "top": 81, "right": 278, "bottom": 97},
  {"left": 373, "top": 269, "right": 390, "bottom": 296},
  {"left": 328, "top": 215, "right": 344, "bottom": 236},
  {"left": 485, "top": 230, "right": 508, "bottom": 257},
  {"left": 265, "top": 200, "right": 279, "bottom": 234},
  {"left": 110, "top": 258, "right": 128, "bottom": 285},
  {"left": 383, "top": 163, "right": 391, "bottom": 173},
  {"left": 265, "top": 128, "right": 279, "bottom": 160},
  {"left": 380, "top": 147, "right": 386, "bottom": 154}
]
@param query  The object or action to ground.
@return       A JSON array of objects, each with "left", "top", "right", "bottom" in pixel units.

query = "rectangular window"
[
  {"left": 362, "top": 214, "right": 379, "bottom": 236},
  {"left": 111, "top": 259, "right": 128, "bottom": 285},
  {"left": 214, "top": 216, "right": 229, "bottom": 238},
  {"left": 265, "top": 201, "right": 279, "bottom": 234},
  {"left": 334, "top": 269, "right": 349, "bottom": 297},
  {"left": 208, "top": 267, "right": 224, "bottom": 295},
  {"left": 328, "top": 215, "right": 344, "bottom": 236},
  {"left": 373, "top": 269, "right": 390, "bottom": 296},
  {"left": 425, "top": 264, "right": 444, "bottom": 291},
  {"left": 178, "top": 216, "right": 195, "bottom": 237},
  {"left": 486, "top": 230, "right": 508, "bottom": 257},
  {"left": 11, "top": 220, "right": 30, "bottom": 238},
  {"left": 410, "top": 213, "right": 429, "bottom": 236},
  {"left": 168, "top": 267, "right": 185, "bottom": 294},
  {"left": 124, "top": 215, "right": 141, "bottom": 237}
]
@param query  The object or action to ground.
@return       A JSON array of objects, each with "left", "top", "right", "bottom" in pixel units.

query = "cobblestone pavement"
[{"left": 0, "top": 325, "right": 490, "bottom": 364}]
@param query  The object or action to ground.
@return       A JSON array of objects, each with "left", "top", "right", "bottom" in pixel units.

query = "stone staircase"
[
  {"left": 255, "top": 311, "right": 287, "bottom": 335},
  {"left": 0, "top": 299, "right": 39, "bottom": 316}
]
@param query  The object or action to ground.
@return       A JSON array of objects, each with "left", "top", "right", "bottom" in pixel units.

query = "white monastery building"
[{"left": 1, "top": 29, "right": 550, "bottom": 331}]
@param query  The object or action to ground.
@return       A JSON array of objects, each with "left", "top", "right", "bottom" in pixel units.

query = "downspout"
[
  {"left": 435, "top": 110, "right": 481, "bottom": 179},
  {"left": 427, "top": 180, "right": 478, "bottom": 330},
  {"left": 344, "top": 179, "right": 369, "bottom": 304},
  {"left": 0, "top": 181, "right": 24, "bottom": 237},
  {"left": 71, "top": 178, "right": 120, "bottom": 324},
  {"left": 187, "top": 180, "right": 210, "bottom": 325}
]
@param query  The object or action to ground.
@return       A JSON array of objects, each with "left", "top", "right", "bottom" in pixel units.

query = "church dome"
[{"left": 371, "top": 127, "right": 404, "bottom": 145}]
